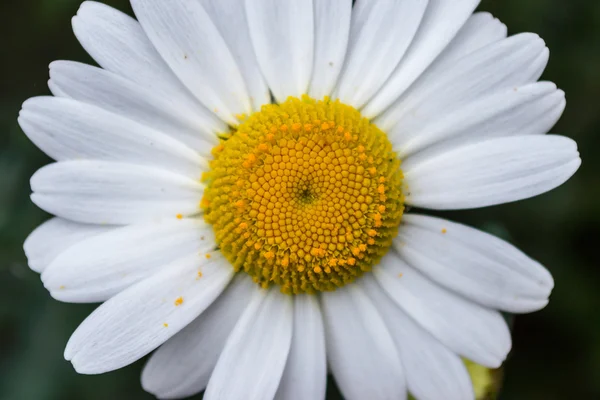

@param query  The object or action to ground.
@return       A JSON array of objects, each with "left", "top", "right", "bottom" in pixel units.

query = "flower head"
[{"left": 20, "top": 1, "right": 580, "bottom": 399}]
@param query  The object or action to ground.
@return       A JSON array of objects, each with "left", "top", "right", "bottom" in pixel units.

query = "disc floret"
[{"left": 203, "top": 96, "right": 404, "bottom": 294}]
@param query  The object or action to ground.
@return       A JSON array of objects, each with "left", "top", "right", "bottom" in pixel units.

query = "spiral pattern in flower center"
[{"left": 202, "top": 96, "right": 404, "bottom": 294}]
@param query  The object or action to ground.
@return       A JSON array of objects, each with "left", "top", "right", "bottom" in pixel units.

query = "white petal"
[
  {"left": 395, "top": 214, "right": 554, "bottom": 313},
  {"left": 245, "top": 0, "right": 314, "bottom": 103},
  {"left": 42, "top": 219, "right": 215, "bottom": 303},
  {"left": 19, "top": 97, "right": 206, "bottom": 178},
  {"left": 204, "top": 288, "right": 293, "bottom": 400},
  {"left": 308, "top": 0, "right": 352, "bottom": 100},
  {"left": 48, "top": 80, "right": 68, "bottom": 97},
  {"left": 142, "top": 274, "right": 255, "bottom": 399},
  {"left": 30, "top": 161, "right": 204, "bottom": 225},
  {"left": 199, "top": 0, "right": 270, "bottom": 111},
  {"left": 375, "top": 11, "right": 509, "bottom": 132},
  {"left": 65, "top": 252, "right": 234, "bottom": 374},
  {"left": 395, "top": 82, "right": 565, "bottom": 157},
  {"left": 275, "top": 295, "right": 326, "bottom": 400},
  {"left": 130, "top": 0, "right": 251, "bottom": 125},
  {"left": 72, "top": 1, "right": 225, "bottom": 133},
  {"left": 334, "top": 0, "right": 428, "bottom": 108},
  {"left": 375, "top": 252, "right": 511, "bottom": 368},
  {"left": 380, "top": 33, "right": 549, "bottom": 139},
  {"left": 362, "top": 275, "right": 474, "bottom": 400},
  {"left": 322, "top": 285, "right": 406, "bottom": 400},
  {"left": 24, "top": 218, "right": 114, "bottom": 273},
  {"left": 363, "top": 0, "right": 480, "bottom": 118},
  {"left": 403, "top": 135, "right": 581, "bottom": 210},
  {"left": 434, "top": 12, "right": 508, "bottom": 67},
  {"left": 48, "top": 61, "right": 218, "bottom": 153}
]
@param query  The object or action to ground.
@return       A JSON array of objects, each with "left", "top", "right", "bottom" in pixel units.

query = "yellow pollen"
[
  {"left": 441, "top": 228, "right": 448, "bottom": 234},
  {"left": 258, "top": 143, "right": 269, "bottom": 152},
  {"left": 174, "top": 297, "right": 184, "bottom": 306},
  {"left": 202, "top": 96, "right": 404, "bottom": 294}
]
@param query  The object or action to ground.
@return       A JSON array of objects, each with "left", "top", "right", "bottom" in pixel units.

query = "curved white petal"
[
  {"left": 65, "top": 252, "right": 234, "bottom": 374},
  {"left": 200, "top": 0, "right": 270, "bottom": 111},
  {"left": 380, "top": 33, "right": 549, "bottom": 140},
  {"left": 322, "top": 285, "right": 406, "bottom": 400},
  {"left": 204, "top": 288, "right": 293, "bottom": 400},
  {"left": 142, "top": 275, "right": 255, "bottom": 399},
  {"left": 308, "top": 0, "right": 352, "bottom": 100},
  {"left": 130, "top": 0, "right": 251, "bottom": 125},
  {"left": 42, "top": 219, "right": 215, "bottom": 303},
  {"left": 275, "top": 295, "right": 326, "bottom": 400},
  {"left": 362, "top": 275, "right": 474, "bottom": 400},
  {"left": 72, "top": 1, "right": 225, "bottom": 134},
  {"left": 364, "top": 0, "right": 480, "bottom": 118},
  {"left": 24, "top": 218, "right": 114, "bottom": 273},
  {"left": 376, "top": 253, "right": 511, "bottom": 368},
  {"left": 48, "top": 61, "right": 218, "bottom": 153},
  {"left": 375, "top": 11, "right": 508, "bottom": 131},
  {"left": 19, "top": 97, "right": 206, "bottom": 178},
  {"left": 334, "top": 0, "right": 428, "bottom": 108},
  {"left": 245, "top": 0, "right": 314, "bottom": 103},
  {"left": 48, "top": 80, "right": 69, "bottom": 98},
  {"left": 433, "top": 12, "right": 508, "bottom": 67},
  {"left": 403, "top": 135, "right": 581, "bottom": 210},
  {"left": 396, "top": 214, "right": 554, "bottom": 312},
  {"left": 30, "top": 161, "right": 204, "bottom": 225},
  {"left": 395, "top": 82, "right": 565, "bottom": 157}
]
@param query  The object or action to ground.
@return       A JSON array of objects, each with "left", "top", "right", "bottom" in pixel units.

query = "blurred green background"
[{"left": 1, "top": 0, "right": 599, "bottom": 399}]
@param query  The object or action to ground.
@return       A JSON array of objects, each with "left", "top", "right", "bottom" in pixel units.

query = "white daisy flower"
[{"left": 20, "top": 0, "right": 580, "bottom": 399}]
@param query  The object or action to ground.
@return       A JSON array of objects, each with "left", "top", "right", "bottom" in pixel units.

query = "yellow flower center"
[{"left": 202, "top": 96, "right": 404, "bottom": 294}]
